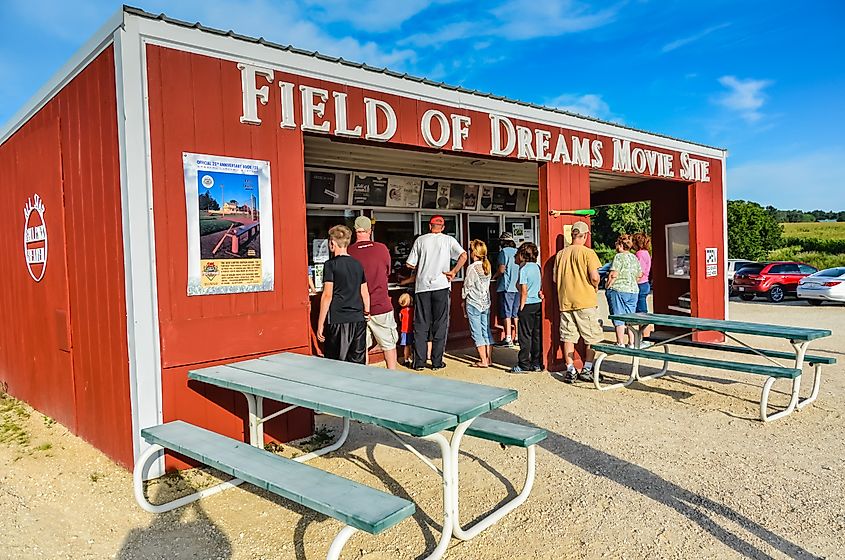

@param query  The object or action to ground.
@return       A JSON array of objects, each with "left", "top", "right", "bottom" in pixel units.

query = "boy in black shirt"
[{"left": 316, "top": 225, "right": 370, "bottom": 364}]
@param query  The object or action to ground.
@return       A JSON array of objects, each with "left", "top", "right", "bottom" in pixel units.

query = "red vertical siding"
[
  {"left": 146, "top": 46, "right": 313, "bottom": 447},
  {"left": 0, "top": 47, "right": 133, "bottom": 467}
]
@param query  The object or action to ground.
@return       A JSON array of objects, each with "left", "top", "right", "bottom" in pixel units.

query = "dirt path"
[{"left": 1, "top": 301, "right": 842, "bottom": 559}]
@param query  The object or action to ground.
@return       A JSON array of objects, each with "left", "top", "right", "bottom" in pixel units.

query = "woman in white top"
[{"left": 462, "top": 239, "right": 493, "bottom": 367}]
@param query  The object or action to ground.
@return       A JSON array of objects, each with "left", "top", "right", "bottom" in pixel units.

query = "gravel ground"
[{"left": 1, "top": 299, "right": 842, "bottom": 560}]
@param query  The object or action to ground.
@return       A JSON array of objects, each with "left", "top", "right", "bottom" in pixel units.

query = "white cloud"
[
  {"left": 545, "top": 93, "right": 620, "bottom": 122},
  {"left": 716, "top": 75, "right": 773, "bottom": 123},
  {"left": 300, "top": 0, "right": 448, "bottom": 32},
  {"left": 661, "top": 22, "right": 731, "bottom": 53},
  {"left": 728, "top": 149, "right": 845, "bottom": 210}
]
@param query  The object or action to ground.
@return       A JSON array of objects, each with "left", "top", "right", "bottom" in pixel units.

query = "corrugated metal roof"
[{"left": 123, "top": 5, "right": 726, "bottom": 153}]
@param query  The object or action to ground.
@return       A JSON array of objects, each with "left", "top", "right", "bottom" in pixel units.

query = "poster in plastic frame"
[{"left": 184, "top": 152, "right": 274, "bottom": 295}]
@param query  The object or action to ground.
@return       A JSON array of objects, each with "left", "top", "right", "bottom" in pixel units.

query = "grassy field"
[
  {"left": 775, "top": 222, "right": 845, "bottom": 269},
  {"left": 782, "top": 221, "right": 845, "bottom": 240}
]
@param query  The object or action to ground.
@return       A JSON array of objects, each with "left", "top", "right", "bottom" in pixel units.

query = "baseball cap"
[
  {"left": 499, "top": 231, "right": 514, "bottom": 240},
  {"left": 429, "top": 215, "right": 445, "bottom": 227},
  {"left": 354, "top": 216, "right": 373, "bottom": 231},
  {"left": 572, "top": 220, "right": 590, "bottom": 234}
]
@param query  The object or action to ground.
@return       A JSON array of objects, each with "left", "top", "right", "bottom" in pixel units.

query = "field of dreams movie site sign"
[{"left": 238, "top": 63, "right": 712, "bottom": 183}]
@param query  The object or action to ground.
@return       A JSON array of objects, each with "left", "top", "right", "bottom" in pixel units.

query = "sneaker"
[
  {"left": 494, "top": 338, "right": 512, "bottom": 347},
  {"left": 510, "top": 365, "right": 527, "bottom": 374},
  {"left": 532, "top": 365, "right": 544, "bottom": 372},
  {"left": 563, "top": 368, "right": 578, "bottom": 384},
  {"left": 578, "top": 366, "right": 595, "bottom": 382},
  {"left": 430, "top": 364, "right": 446, "bottom": 371},
  {"left": 640, "top": 341, "right": 654, "bottom": 349}
]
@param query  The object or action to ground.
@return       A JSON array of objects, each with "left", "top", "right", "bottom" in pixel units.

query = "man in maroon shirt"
[{"left": 348, "top": 216, "right": 399, "bottom": 369}]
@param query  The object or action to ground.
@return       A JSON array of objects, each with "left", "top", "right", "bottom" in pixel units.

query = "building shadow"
[
  {"left": 116, "top": 486, "right": 232, "bottom": 560},
  {"left": 484, "top": 408, "right": 823, "bottom": 560}
]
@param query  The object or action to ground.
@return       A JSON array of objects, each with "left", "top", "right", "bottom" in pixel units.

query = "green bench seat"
[
  {"left": 141, "top": 421, "right": 414, "bottom": 535},
  {"left": 646, "top": 338, "right": 836, "bottom": 366},
  {"left": 591, "top": 343, "right": 801, "bottom": 378},
  {"left": 449, "top": 417, "right": 547, "bottom": 447}
]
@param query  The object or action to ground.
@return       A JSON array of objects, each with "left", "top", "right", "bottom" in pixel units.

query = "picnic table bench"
[
  {"left": 134, "top": 421, "right": 414, "bottom": 560},
  {"left": 133, "top": 352, "right": 546, "bottom": 559},
  {"left": 591, "top": 313, "right": 834, "bottom": 422}
]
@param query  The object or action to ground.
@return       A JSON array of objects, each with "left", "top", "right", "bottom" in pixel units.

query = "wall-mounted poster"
[
  {"left": 386, "top": 177, "right": 422, "bottom": 208},
  {"left": 352, "top": 174, "right": 388, "bottom": 206},
  {"left": 306, "top": 171, "right": 349, "bottom": 205},
  {"left": 463, "top": 184, "right": 479, "bottom": 210},
  {"left": 479, "top": 186, "right": 494, "bottom": 211},
  {"left": 184, "top": 152, "right": 274, "bottom": 295},
  {"left": 421, "top": 180, "right": 439, "bottom": 208},
  {"left": 436, "top": 184, "right": 451, "bottom": 209}
]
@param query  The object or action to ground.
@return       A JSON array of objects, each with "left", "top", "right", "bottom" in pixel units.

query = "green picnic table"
[
  {"left": 591, "top": 313, "right": 834, "bottom": 421},
  {"left": 142, "top": 352, "right": 545, "bottom": 559}
]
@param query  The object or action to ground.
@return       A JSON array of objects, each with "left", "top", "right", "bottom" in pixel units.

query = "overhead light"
[{"left": 470, "top": 159, "right": 486, "bottom": 166}]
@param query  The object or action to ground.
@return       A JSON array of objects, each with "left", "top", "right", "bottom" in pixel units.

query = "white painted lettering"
[
  {"left": 552, "top": 133, "right": 571, "bottom": 163},
  {"left": 591, "top": 140, "right": 604, "bottom": 168},
  {"left": 299, "top": 85, "right": 330, "bottom": 133},
  {"left": 612, "top": 138, "right": 632, "bottom": 172},
  {"left": 571, "top": 136, "right": 591, "bottom": 167},
  {"left": 489, "top": 114, "right": 516, "bottom": 156},
  {"left": 516, "top": 126, "right": 536, "bottom": 159},
  {"left": 421, "top": 109, "right": 450, "bottom": 148},
  {"left": 534, "top": 129, "right": 552, "bottom": 161},
  {"left": 451, "top": 114, "right": 471, "bottom": 151},
  {"left": 332, "top": 92, "right": 362, "bottom": 137},
  {"left": 632, "top": 147, "right": 647, "bottom": 174},
  {"left": 238, "top": 63, "right": 274, "bottom": 125},
  {"left": 364, "top": 98, "right": 397, "bottom": 141}
]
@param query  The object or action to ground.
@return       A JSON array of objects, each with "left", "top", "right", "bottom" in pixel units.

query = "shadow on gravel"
[
  {"left": 116, "top": 496, "right": 232, "bottom": 560},
  {"left": 487, "top": 407, "right": 823, "bottom": 560}
]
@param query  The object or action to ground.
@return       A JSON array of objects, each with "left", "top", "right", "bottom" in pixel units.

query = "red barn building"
[{"left": 0, "top": 7, "right": 727, "bottom": 472}]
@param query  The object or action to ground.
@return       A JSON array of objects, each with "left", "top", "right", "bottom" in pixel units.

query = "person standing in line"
[
  {"left": 462, "top": 240, "right": 493, "bottom": 368},
  {"left": 493, "top": 232, "right": 520, "bottom": 347},
  {"left": 512, "top": 242, "right": 543, "bottom": 373},
  {"left": 316, "top": 225, "right": 370, "bottom": 364},
  {"left": 606, "top": 234, "right": 642, "bottom": 347},
  {"left": 633, "top": 232, "right": 654, "bottom": 341},
  {"left": 348, "top": 216, "right": 399, "bottom": 369},
  {"left": 552, "top": 221, "right": 603, "bottom": 383},
  {"left": 406, "top": 215, "right": 468, "bottom": 371},
  {"left": 397, "top": 292, "right": 414, "bottom": 367}
]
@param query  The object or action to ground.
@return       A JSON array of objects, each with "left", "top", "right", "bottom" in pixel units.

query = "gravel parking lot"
[{"left": 1, "top": 300, "right": 842, "bottom": 560}]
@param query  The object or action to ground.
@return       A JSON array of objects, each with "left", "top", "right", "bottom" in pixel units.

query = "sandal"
[{"left": 470, "top": 362, "right": 490, "bottom": 368}]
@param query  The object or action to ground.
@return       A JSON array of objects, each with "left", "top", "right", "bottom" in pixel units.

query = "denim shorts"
[
  {"left": 466, "top": 303, "right": 493, "bottom": 347},
  {"left": 636, "top": 282, "right": 650, "bottom": 313},
  {"left": 499, "top": 292, "right": 519, "bottom": 319},
  {"left": 399, "top": 332, "right": 414, "bottom": 346},
  {"left": 607, "top": 289, "right": 638, "bottom": 326}
]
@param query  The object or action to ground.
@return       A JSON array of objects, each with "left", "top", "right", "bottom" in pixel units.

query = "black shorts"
[{"left": 324, "top": 321, "right": 367, "bottom": 364}]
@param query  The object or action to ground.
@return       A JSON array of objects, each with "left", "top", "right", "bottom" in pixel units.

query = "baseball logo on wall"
[{"left": 23, "top": 194, "right": 48, "bottom": 282}]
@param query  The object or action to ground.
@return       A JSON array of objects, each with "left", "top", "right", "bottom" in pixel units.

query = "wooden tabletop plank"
[
  {"left": 610, "top": 313, "right": 831, "bottom": 341},
  {"left": 188, "top": 365, "right": 456, "bottom": 436},
  {"left": 228, "top": 358, "right": 493, "bottom": 422},
  {"left": 260, "top": 353, "right": 517, "bottom": 409}
]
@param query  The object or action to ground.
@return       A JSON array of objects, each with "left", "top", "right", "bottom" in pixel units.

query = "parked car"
[
  {"left": 727, "top": 259, "right": 755, "bottom": 294},
  {"left": 797, "top": 267, "right": 845, "bottom": 305},
  {"left": 732, "top": 261, "right": 818, "bottom": 302}
]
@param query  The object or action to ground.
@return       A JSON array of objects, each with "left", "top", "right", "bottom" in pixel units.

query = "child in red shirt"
[{"left": 397, "top": 292, "right": 414, "bottom": 367}]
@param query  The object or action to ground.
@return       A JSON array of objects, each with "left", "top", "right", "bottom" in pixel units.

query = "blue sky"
[{"left": 1, "top": 0, "right": 843, "bottom": 210}]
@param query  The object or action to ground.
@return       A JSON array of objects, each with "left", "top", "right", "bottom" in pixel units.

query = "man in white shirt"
[{"left": 406, "top": 215, "right": 467, "bottom": 370}]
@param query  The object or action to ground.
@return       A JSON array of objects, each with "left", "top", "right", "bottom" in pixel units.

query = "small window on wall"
[
  {"left": 306, "top": 209, "right": 359, "bottom": 290},
  {"left": 352, "top": 174, "right": 389, "bottom": 206},
  {"left": 505, "top": 217, "right": 536, "bottom": 247},
  {"left": 420, "top": 213, "right": 464, "bottom": 280},
  {"left": 306, "top": 171, "right": 350, "bottom": 205},
  {"left": 666, "top": 222, "right": 690, "bottom": 279},
  {"left": 527, "top": 190, "right": 539, "bottom": 213}
]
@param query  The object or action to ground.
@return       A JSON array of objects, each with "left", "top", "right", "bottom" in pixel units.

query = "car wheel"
[
  {"left": 740, "top": 293, "right": 755, "bottom": 301},
  {"left": 805, "top": 299, "right": 823, "bottom": 306},
  {"left": 767, "top": 285, "right": 785, "bottom": 303}
]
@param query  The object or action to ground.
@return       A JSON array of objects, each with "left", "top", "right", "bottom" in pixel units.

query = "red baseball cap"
[{"left": 429, "top": 215, "right": 445, "bottom": 226}]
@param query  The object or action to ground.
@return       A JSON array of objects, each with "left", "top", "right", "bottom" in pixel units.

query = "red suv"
[{"left": 732, "top": 261, "right": 818, "bottom": 302}]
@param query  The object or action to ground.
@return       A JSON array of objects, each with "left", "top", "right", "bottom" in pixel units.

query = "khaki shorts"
[
  {"left": 559, "top": 307, "right": 604, "bottom": 345},
  {"left": 367, "top": 311, "right": 399, "bottom": 351}
]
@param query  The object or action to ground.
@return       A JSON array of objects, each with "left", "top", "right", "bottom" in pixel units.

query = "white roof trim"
[
  {"left": 0, "top": 9, "right": 124, "bottom": 145},
  {"left": 130, "top": 13, "right": 726, "bottom": 161}
]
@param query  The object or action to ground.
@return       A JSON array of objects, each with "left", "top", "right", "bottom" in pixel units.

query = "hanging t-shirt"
[
  {"left": 496, "top": 246, "right": 519, "bottom": 293},
  {"left": 348, "top": 240, "right": 393, "bottom": 316},
  {"left": 322, "top": 255, "right": 366, "bottom": 324},
  {"left": 517, "top": 262, "right": 543, "bottom": 305},
  {"left": 406, "top": 233, "right": 466, "bottom": 293}
]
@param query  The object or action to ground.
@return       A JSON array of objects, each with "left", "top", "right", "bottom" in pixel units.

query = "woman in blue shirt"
[{"left": 512, "top": 242, "right": 543, "bottom": 373}]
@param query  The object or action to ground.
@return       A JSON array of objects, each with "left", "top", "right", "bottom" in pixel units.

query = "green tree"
[
  {"left": 591, "top": 201, "right": 651, "bottom": 248},
  {"left": 727, "top": 200, "right": 783, "bottom": 260}
]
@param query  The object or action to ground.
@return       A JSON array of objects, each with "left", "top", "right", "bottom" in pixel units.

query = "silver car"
[{"left": 797, "top": 267, "right": 845, "bottom": 305}]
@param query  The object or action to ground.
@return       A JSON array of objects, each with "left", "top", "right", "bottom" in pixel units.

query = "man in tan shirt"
[{"left": 553, "top": 221, "right": 603, "bottom": 383}]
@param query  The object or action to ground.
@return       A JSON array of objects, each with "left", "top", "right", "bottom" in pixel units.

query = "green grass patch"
[
  {"left": 0, "top": 394, "right": 31, "bottom": 447},
  {"left": 199, "top": 218, "right": 238, "bottom": 236},
  {"left": 768, "top": 246, "right": 845, "bottom": 269},
  {"left": 782, "top": 222, "right": 845, "bottom": 241},
  {"left": 34, "top": 442, "right": 52, "bottom": 452}
]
